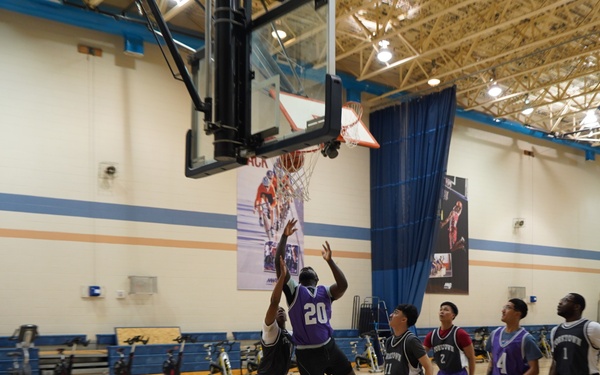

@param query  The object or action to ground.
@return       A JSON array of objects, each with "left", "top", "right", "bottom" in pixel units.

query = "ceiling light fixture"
[
  {"left": 487, "top": 69, "right": 502, "bottom": 97},
  {"left": 521, "top": 95, "right": 533, "bottom": 115},
  {"left": 581, "top": 109, "right": 599, "bottom": 128},
  {"left": 377, "top": 40, "right": 392, "bottom": 63},
  {"left": 522, "top": 106, "right": 534, "bottom": 115},
  {"left": 488, "top": 82, "right": 502, "bottom": 97},
  {"left": 428, "top": 78, "right": 441, "bottom": 87},
  {"left": 271, "top": 29, "right": 287, "bottom": 39},
  {"left": 428, "top": 60, "right": 440, "bottom": 87}
]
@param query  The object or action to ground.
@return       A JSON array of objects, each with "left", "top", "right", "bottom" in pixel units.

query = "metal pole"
[{"left": 144, "top": 0, "right": 207, "bottom": 112}]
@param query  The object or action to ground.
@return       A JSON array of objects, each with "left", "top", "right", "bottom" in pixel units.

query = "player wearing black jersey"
[
  {"left": 549, "top": 293, "right": 600, "bottom": 375},
  {"left": 384, "top": 304, "right": 433, "bottom": 375},
  {"left": 257, "top": 256, "right": 293, "bottom": 375}
]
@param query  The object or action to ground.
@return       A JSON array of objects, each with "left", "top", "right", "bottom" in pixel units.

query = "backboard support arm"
[{"left": 142, "top": 0, "right": 209, "bottom": 113}]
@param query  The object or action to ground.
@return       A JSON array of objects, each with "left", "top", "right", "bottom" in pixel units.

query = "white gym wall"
[{"left": 0, "top": 10, "right": 598, "bottom": 340}]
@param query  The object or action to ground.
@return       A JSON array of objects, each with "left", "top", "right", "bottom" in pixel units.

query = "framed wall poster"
[
  {"left": 237, "top": 157, "right": 304, "bottom": 290},
  {"left": 426, "top": 175, "right": 469, "bottom": 294}
]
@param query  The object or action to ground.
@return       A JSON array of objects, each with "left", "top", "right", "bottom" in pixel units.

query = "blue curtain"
[{"left": 370, "top": 86, "right": 457, "bottom": 313}]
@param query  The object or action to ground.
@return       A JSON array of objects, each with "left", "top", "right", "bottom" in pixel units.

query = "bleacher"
[
  {"left": 106, "top": 341, "right": 240, "bottom": 375},
  {"left": 0, "top": 333, "right": 95, "bottom": 375},
  {"left": 0, "top": 348, "right": 40, "bottom": 375},
  {"left": 333, "top": 330, "right": 365, "bottom": 363},
  {"left": 105, "top": 331, "right": 234, "bottom": 375},
  {"left": 0, "top": 323, "right": 555, "bottom": 375},
  {"left": 0, "top": 331, "right": 240, "bottom": 375}
]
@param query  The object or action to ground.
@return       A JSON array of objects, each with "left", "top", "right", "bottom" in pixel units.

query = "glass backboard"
[{"left": 186, "top": 0, "right": 341, "bottom": 178}]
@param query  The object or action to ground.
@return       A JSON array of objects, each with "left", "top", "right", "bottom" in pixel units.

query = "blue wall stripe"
[
  {"left": 0, "top": 193, "right": 234, "bottom": 229},
  {"left": 3, "top": 193, "right": 599, "bottom": 256},
  {"left": 0, "top": 193, "right": 370, "bottom": 240},
  {"left": 470, "top": 239, "right": 600, "bottom": 261},
  {"left": 304, "top": 222, "right": 370, "bottom": 241}
]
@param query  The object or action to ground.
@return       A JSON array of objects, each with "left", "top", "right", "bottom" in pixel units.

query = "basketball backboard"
[
  {"left": 185, "top": 0, "right": 345, "bottom": 178},
  {"left": 134, "top": 0, "right": 355, "bottom": 178},
  {"left": 278, "top": 92, "right": 380, "bottom": 149}
]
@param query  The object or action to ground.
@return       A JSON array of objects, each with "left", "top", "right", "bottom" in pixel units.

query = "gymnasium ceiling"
[{"left": 9, "top": 0, "right": 600, "bottom": 151}]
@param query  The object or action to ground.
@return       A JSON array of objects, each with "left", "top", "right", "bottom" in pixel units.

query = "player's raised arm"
[
  {"left": 275, "top": 219, "right": 297, "bottom": 282},
  {"left": 265, "top": 256, "right": 287, "bottom": 326},
  {"left": 322, "top": 241, "right": 348, "bottom": 300}
]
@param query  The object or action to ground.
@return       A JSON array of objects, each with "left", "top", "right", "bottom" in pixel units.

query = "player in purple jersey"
[
  {"left": 485, "top": 299, "right": 542, "bottom": 375},
  {"left": 549, "top": 293, "right": 600, "bottom": 375},
  {"left": 275, "top": 219, "right": 355, "bottom": 375}
]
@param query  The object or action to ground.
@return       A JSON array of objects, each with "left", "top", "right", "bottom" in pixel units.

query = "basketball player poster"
[
  {"left": 236, "top": 157, "right": 305, "bottom": 290},
  {"left": 426, "top": 175, "right": 469, "bottom": 294}
]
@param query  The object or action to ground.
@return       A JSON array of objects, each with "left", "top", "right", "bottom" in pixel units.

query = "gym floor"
[
  {"left": 156, "top": 357, "right": 554, "bottom": 374},
  {"left": 352, "top": 356, "right": 553, "bottom": 373}
]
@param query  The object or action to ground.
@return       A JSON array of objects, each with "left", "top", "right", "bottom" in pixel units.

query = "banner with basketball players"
[
  {"left": 426, "top": 175, "right": 469, "bottom": 294},
  {"left": 236, "top": 157, "right": 305, "bottom": 290}
]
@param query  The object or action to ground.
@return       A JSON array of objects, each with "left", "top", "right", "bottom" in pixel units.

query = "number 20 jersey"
[{"left": 287, "top": 284, "right": 333, "bottom": 347}]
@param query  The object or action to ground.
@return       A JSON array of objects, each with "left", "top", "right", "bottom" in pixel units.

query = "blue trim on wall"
[
  {"left": 456, "top": 108, "right": 600, "bottom": 155},
  {"left": 0, "top": 193, "right": 234, "bottom": 229},
  {"left": 1, "top": 193, "right": 598, "bottom": 257},
  {"left": 0, "top": 193, "right": 370, "bottom": 240},
  {"left": 304, "top": 222, "right": 370, "bottom": 240},
  {"left": 470, "top": 239, "right": 600, "bottom": 261}
]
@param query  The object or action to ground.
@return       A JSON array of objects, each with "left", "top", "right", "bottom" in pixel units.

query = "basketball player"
[
  {"left": 423, "top": 302, "right": 476, "bottom": 375},
  {"left": 275, "top": 219, "right": 355, "bottom": 375},
  {"left": 440, "top": 200, "right": 465, "bottom": 252},
  {"left": 384, "top": 304, "right": 433, "bottom": 375},
  {"left": 264, "top": 169, "right": 282, "bottom": 227},
  {"left": 549, "top": 293, "right": 600, "bottom": 375},
  {"left": 254, "top": 177, "right": 277, "bottom": 231},
  {"left": 485, "top": 299, "right": 542, "bottom": 375},
  {"left": 257, "top": 256, "right": 294, "bottom": 375}
]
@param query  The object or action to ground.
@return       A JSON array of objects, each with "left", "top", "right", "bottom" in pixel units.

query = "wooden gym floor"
[{"left": 354, "top": 356, "right": 553, "bottom": 374}]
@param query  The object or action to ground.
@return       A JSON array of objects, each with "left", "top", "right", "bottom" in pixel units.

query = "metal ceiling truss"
[
  {"left": 335, "top": 0, "right": 600, "bottom": 148},
  {"left": 6, "top": 0, "right": 600, "bottom": 153}
]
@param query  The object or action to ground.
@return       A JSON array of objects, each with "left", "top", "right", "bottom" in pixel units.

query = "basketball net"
[
  {"left": 275, "top": 145, "right": 322, "bottom": 202},
  {"left": 341, "top": 101, "right": 363, "bottom": 148}
]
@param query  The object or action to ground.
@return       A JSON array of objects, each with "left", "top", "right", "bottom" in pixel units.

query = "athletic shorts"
[
  {"left": 295, "top": 338, "right": 352, "bottom": 375},
  {"left": 438, "top": 369, "right": 468, "bottom": 375}
]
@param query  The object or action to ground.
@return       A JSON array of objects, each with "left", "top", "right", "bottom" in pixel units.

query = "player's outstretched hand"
[
  {"left": 322, "top": 241, "right": 333, "bottom": 262},
  {"left": 283, "top": 219, "right": 298, "bottom": 237}
]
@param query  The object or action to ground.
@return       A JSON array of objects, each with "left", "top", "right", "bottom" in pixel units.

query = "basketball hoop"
[
  {"left": 341, "top": 101, "right": 363, "bottom": 148},
  {"left": 275, "top": 145, "right": 322, "bottom": 202}
]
